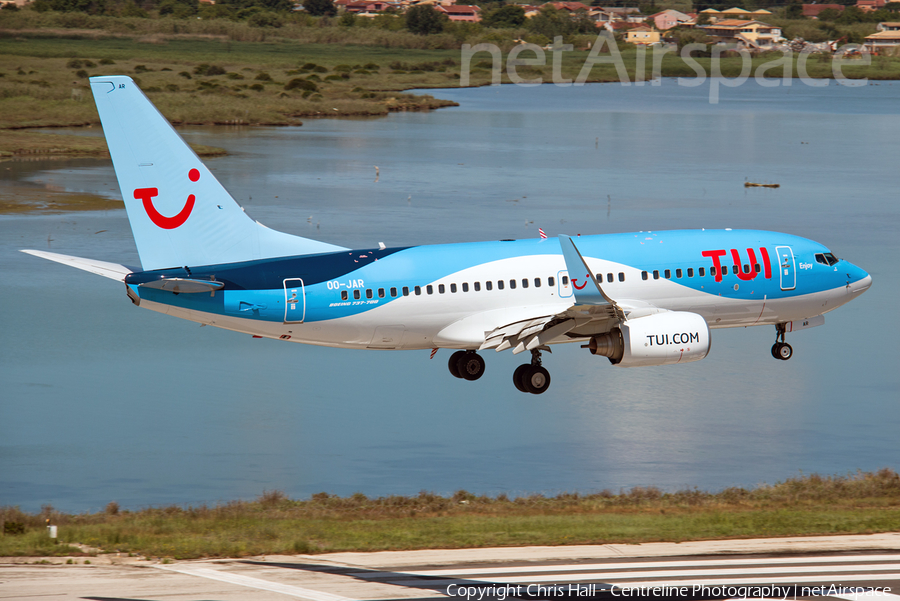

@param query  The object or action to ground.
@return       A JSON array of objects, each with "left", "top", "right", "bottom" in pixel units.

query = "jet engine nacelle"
[{"left": 588, "top": 311, "right": 711, "bottom": 367}]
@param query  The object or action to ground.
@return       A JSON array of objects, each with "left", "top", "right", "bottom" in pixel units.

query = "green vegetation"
[
  {"left": 0, "top": 130, "right": 225, "bottom": 157},
  {"left": 0, "top": 35, "right": 461, "bottom": 130},
  {"left": 2, "top": 470, "right": 900, "bottom": 559},
  {"left": 4, "top": 30, "right": 900, "bottom": 132}
]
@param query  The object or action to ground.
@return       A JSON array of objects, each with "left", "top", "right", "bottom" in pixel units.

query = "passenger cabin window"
[
  {"left": 722, "top": 266, "right": 728, "bottom": 275},
  {"left": 664, "top": 269, "right": 671, "bottom": 279},
  {"left": 378, "top": 288, "right": 385, "bottom": 298},
  {"left": 711, "top": 267, "right": 717, "bottom": 276},
  {"left": 498, "top": 280, "right": 505, "bottom": 290},
  {"left": 548, "top": 276, "right": 555, "bottom": 286},
  {"left": 474, "top": 282, "right": 481, "bottom": 291},
  {"left": 390, "top": 287, "right": 397, "bottom": 297},
  {"left": 534, "top": 278, "right": 541, "bottom": 288},
  {"left": 366, "top": 289, "right": 373, "bottom": 299},
  {"left": 414, "top": 286, "right": 421, "bottom": 296},
  {"left": 439, "top": 284, "right": 445, "bottom": 294},
  {"left": 522, "top": 278, "right": 529, "bottom": 289},
  {"left": 642, "top": 271, "right": 648, "bottom": 281},
  {"left": 403, "top": 286, "right": 409, "bottom": 296},
  {"left": 687, "top": 268, "right": 694, "bottom": 277},
  {"left": 341, "top": 290, "right": 348, "bottom": 301},
  {"left": 450, "top": 283, "right": 457, "bottom": 293},
  {"left": 427, "top": 285, "right": 433, "bottom": 295},
  {"left": 676, "top": 269, "right": 682, "bottom": 278},
  {"left": 509, "top": 280, "right": 516, "bottom": 289},
  {"left": 754, "top": 264, "right": 761, "bottom": 273},
  {"left": 487, "top": 281, "right": 493, "bottom": 291},
  {"left": 618, "top": 272, "right": 625, "bottom": 282},
  {"left": 354, "top": 290, "right": 361, "bottom": 300},
  {"left": 462, "top": 282, "right": 469, "bottom": 292},
  {"left": 607, "top": 273, "right": 614, "bottom": 283},
  {"left": 653, "top": 270, "right": 660, "bottom": 280},
  {"left": 699, "top": 267, "right": 705, "bottom": 277}
]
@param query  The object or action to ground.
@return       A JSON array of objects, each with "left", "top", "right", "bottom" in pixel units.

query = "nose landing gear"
[
  {"left": 513, "top": 349, "right": 552, "bottom": 394},
  {"left": 771, "top": 324, "right": 793, "bottom": 361}
]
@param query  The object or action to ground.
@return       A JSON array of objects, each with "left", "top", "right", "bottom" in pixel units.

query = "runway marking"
[
  {"left": 445, "top": 563, "right": 900, "bottom": 584},
  {"left": 834, "top": 593, "right": 900, "bottom": 600},
  {"left": 603, "top": 575, "right": 900, "bottom": 588},
  {"left": 157, "top": 565, "right": 356, "bottom": 601},
  {"left": 388, "top": 574, "right": 900, "bottom": 588},
  {"left": 403, "top": 555, "right": 900, "bottom": 577}
]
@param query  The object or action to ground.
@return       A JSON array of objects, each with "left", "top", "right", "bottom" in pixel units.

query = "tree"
[
  {"left": 482, "top": 4, "right": 526, "bottom": 28},
  {"left": 303, "top": 0, "right": 336, "bottom": 16},
  {"left": 527, "top": 4, "right": 571, "bottom": 38},
  {"left": 835, "top": 5, "right": 864, "bottom": 23},
  {"left": 159, "top": 0, "right": 199, "bottom": 18},
  {"left": 570, "top": 8, "right": 597, "bottom": 33},
  {"left": 783, "top": 1, "right": 802, "bottom": 19},
  {"left": 405, "top": 4, "right": 446, "bottom": 34},
  {"left": 816, "top": 7, "right": 841, "bottom": 20}
]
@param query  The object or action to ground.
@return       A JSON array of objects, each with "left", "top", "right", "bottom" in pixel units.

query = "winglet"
[{"left": 558, "top": 235, "right": 625, "bottom": 318}]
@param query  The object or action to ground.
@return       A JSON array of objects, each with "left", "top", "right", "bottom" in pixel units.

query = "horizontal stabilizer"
[
  {"left": 139, "top": 278, "right": 225, "bottom": 294},
  {"left": 21, "top": 250, "right": 133, "bottom": 282}
]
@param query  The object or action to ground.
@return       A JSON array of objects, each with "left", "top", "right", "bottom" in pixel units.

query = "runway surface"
[{"left": 3, "top": 534, "right": 900, "bottom": 600}]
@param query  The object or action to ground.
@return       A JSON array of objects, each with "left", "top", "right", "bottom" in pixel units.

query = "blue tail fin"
[{"left": 90, "top": 76, "right": 346, "bottom": 271}]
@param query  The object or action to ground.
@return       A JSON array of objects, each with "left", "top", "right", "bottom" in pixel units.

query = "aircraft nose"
[{"left": 854, "top": 273, "right": 873, "bottom": 294}]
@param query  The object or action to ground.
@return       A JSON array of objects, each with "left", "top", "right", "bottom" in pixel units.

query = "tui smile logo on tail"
[{"left": 134, "top": 168, "right": 199, "bottom": 229}]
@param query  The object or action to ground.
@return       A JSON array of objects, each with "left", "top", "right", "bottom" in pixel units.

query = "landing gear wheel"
[
  {"left": 513, "top": 364, "right": 531, "bottom": 392},
  {"left": 448, "top": 351, "right": 466, "bottom": 378},
  {"left": 775, "top": 342, "right": 793, "bottom": 361},
  {"left": 457, "top": 352, "right": 486, "bottom": 381},
  {"left": 772, "top": 324, "right": 793, "bottom": 361},
  {"left": 523, "top": 366, "right": 551, "bottom": 394}
]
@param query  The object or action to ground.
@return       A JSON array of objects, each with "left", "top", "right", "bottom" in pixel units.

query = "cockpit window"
[{"left": 816, "top": 252, "right": 839, "bottom": 266}]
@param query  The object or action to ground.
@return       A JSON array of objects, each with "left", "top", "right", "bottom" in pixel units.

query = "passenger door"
[
  {"left": 775, "top": 246, "right": 796, "bottom": 291},
  {"left": 283, "top": 278, "right": 305, "bottom": 323}
]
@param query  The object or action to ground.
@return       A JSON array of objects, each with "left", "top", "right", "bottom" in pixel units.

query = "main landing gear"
[
  {"left": 446, "top": 348, "right": 552, "bottom": 394},
  {"left": 448, "top": 350, "right": 486, "bottom": 381},
  {"left": 771, "top": 323, "right": 793, "bottom": 361},
  {"left": 513, "top": 349, "right": 551, "bottom": 395}
]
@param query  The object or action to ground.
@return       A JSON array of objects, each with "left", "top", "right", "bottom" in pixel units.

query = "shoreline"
[{"left": 3, "top": 470, "right": 899, "bottom": 559}]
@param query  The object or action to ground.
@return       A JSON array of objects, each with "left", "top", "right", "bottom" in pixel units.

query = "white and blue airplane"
[{"left": 23, "top": 76, "right": 873, "bottom": 394}]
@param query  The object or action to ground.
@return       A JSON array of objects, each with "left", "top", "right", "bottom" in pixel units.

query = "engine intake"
[{"left": 588, "top": 311, "right": 710, "bottom": 367}]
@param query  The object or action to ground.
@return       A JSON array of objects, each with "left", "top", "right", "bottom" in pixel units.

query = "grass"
[
  {"left": 0, "top": 35, "right": 462, "bottom": 129},
  {"left": 3, "top": 31, "right": 900, "bottom": 131},
  {"left": 0, "top": 130, "right": 226, "bottom": 157},
  {"left": 2, "top": 469, "right": 899, "bottom": 559}
]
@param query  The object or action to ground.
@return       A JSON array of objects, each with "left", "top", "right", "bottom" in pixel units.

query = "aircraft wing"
[
  {"left": 21, "top": 250, "right": 134, "bottom": 282},
  {"left": 477, "top": 235, "right": 665, "bottom": 353}
]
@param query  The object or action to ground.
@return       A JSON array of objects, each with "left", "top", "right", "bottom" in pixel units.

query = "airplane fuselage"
[{"left": 124, "top": 229, "right": 871, "bottom": 351}]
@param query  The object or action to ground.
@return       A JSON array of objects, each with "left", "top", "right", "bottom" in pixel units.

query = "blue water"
[{"left": 1, "top": 80, "right": 898, "bottom": 513}]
